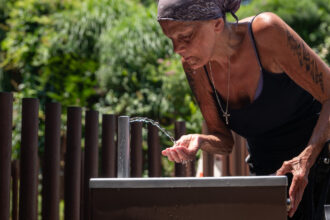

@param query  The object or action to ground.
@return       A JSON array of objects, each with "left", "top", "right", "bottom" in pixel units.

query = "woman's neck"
[{"left": 210, "top": 23, "right": 246, "bottom": 65}]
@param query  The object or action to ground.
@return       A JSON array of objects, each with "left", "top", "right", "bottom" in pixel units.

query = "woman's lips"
[{"left": 183, "top": 56, "right": 198, "bottom": 66}]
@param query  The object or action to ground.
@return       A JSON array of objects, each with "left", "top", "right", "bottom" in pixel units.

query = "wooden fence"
[{"left": 0, "top": 92, "right": 249, "bottom": 220}]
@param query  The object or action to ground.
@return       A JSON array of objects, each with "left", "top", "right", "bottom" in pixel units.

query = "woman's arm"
[
  {"left": 276, "top": 100, "right": 329, "bottom": 217},
  {"left": 183, "top": 61, "right": 234, "bottom": 152},
  {"left": 162, "top": 61, "right": 234, "bottom": 163},
  {"left": 251, "top": 12, "right": 330, "bottom": 217}
]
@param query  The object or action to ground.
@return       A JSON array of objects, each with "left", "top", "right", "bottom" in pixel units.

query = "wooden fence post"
[
  {"left": 202, "top": 121, "right": 214, "bottom": 177},
  {"left": 64, "top": 107, "right": 82, "bottom": 220},
  {"left": 229, "top": 132, "right": 249, "bottom": 176},
  {"left": 83, "top": 110, "right": 99, "bottom": 220},
  {"left": 147, "top": 124, "right": 161, "bottom": 177},
  {"left": 101, "top": 114, "right": 117, "bottom": 177},
  {"left": 174, "top": 121, "right": 196, "bottom": 177},
  {"left": 42, "top": 103, "right": 61, "bottom": 220},
  {"left": 80, "top": 152, "right": 84, "bottom": 220},
  {"left": 0, "top": 92, "right": 13, "bottom": 220},
  {"left": 19, "top": 98, "right": 39, "bottom": 220},
  {"left": 11, "top": 160, "right": 19, "bottom": 220},
  {"left": 131, "top": 122, "right": 143, "bottom": 177}
]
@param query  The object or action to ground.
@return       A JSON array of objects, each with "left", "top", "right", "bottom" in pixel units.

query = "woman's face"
[{"left": 159, "top": 20, "right": 219, "bottom": 69}]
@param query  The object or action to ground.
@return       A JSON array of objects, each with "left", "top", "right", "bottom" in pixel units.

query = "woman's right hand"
[{"left": 162, "top": 134, "right": 201, "bottom": 163}]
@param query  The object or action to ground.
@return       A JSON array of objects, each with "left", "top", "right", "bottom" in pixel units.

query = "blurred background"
[
  {"left": 0, "top": 0, "right": 329, "bottom": 218},
  {"left": 1, "top": 0, "right": 329, "bottom": 179}
]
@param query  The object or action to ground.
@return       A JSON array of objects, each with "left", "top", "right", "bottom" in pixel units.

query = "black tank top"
[{"left": 203, "top": 16, "right": 322, "bottom": 175}]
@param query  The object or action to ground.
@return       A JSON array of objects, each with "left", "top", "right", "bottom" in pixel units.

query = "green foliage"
[
  {"left": 318, "top": 36, "right": 330, "bottom": 63},
  {"left": 94, "top": 3, "right": 203, "bottom": 155},
  {"left": 1, "top": 0, "right": 201, "bottom": 169},
  {"left": 96, "top": 3, "right": 172, "bottom": 116},
  {"left": 157, "top": 57, "right": 203, "bottom": 133},
  {"left": 1, "top": 0, "right": 77, "bottom": 102},
  {"left": 93, "top": 3, "right": 203, "bottom": 176},
  {"left": 0, "top": 0, "right": 16, "bottom": 91},
  {"left": 50, "top": 0, "right": 135, "bottom": 59},
  {"left": 0, "top": 0, "right": 16, "bottom": 41}
]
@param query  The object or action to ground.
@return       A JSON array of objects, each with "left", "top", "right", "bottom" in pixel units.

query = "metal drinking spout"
[{"left": 118, "top": 116, "right": 130, "bottom": 178}]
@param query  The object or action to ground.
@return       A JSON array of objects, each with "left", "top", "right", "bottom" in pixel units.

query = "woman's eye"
[
  {"left": 179, "top": 33, "right": 192, "bottom": 41},
  {"left": 183, "top": 34, "right": 192, "bottom": 40}
]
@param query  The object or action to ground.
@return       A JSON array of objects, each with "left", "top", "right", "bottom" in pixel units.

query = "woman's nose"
[{"left": 173, "top": 41, "right": 185, "bottom": 55}]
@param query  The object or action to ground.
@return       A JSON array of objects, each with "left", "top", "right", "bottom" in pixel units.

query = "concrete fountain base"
[{"left": 89, "top": 176, "right": 287, "bottom": 220}]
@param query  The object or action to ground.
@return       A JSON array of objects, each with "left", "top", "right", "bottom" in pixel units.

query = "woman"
[{"left": 158, "top": 0, "right": 330, "bottom": 219}]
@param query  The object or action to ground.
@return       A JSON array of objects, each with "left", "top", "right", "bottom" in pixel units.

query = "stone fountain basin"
[{"left": 89, "top": 176, "right": 288, "bottom": 220}]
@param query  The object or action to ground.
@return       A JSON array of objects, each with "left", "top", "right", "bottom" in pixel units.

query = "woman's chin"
[
  {"left": 186, "top": 59, "right": 204, "bottom": 69},
  {"left": 189, "top": 61, "right": 205, "bottom": 70},
  {"left": 189, "top": 64, "right": 200, "bottom": 70}
]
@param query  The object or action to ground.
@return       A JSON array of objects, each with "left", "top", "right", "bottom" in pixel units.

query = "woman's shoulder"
[
  {"left": 250, "top": 12, "right": 286, "bottom": 38},
  {"left": 247, "top": 12, "right": 287, "bottom": 73},
  {"left": 237, "top": 12, "right": 286, "bottom": 40}
]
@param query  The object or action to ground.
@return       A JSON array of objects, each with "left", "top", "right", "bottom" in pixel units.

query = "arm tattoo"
[{"left": 286, "top": 29, "right": 325, "bottom": 93}]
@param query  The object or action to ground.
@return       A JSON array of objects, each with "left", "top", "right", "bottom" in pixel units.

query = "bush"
[{"left": 96, "top": 3, "right": 171, "bottom": 116}]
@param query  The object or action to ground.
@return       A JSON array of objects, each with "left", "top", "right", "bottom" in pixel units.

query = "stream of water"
[
  {"left": 129, "top": 117, "right": 176, "bottom": 145},
  {"left": 129, "top": 117, "right": 192, "bottom": 165}
]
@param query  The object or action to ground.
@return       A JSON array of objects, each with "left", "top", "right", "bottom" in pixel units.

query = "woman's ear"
[{"left": 213, "top": 18, "right": 225, "bottom": 33}]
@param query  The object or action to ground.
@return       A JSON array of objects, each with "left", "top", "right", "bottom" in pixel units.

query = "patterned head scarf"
[{"left": 157, "top": 0, "right": 241, "bottom": 22}]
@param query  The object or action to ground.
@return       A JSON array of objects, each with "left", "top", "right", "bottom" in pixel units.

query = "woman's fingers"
[
  {"left": 287, "top": 169, "right": 309, "bottom": 217},
  {"left": 169, "top": 148, "right": 182, "bottom": 163},
  {"left": 179, "top": 146, "right": 191, "bottom": 155},
  {"left": 288, "top": 177, "right": 298, "bottom": 217},
  {"left": 288, "top": 194, "right": 296, "bottom": 217},
  {"left": 288, "top": 180, "right": 304, "bottom": 218},
  {"left": 162, "top": 134, "right": 200, "bottom": 163},
  {"left": 276, "top": 160, "right": 292, "bottom": 176},
  {"left": 290, "top": 186, "right": 303, "bottom": 217},
  {"left": 162, "top": 148, "right": 174, "bottom": 161},
  {"left": 162, "top": 147, "right": 191, "bottom": 163},
  {"left": 167, "top": 152, "right": 175, "bottom": 161},
  {"left": 176, "top": 148, "right": 190, "bottom": 161},
  {"left": 275, "top": 155, "right": 311, "bottom": 218}
]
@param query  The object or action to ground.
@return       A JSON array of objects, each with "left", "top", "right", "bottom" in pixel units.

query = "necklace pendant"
[
  {"left": 208, "top": 60, "right": 231, "bottom": 126},
  {"left": 223, "top": 112, "right": 230, "bottom": 125}
]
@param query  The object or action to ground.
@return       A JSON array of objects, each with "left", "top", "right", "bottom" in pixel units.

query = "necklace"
[{"left": 208, "top": 57, "right": 231, "bottom": 125}]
